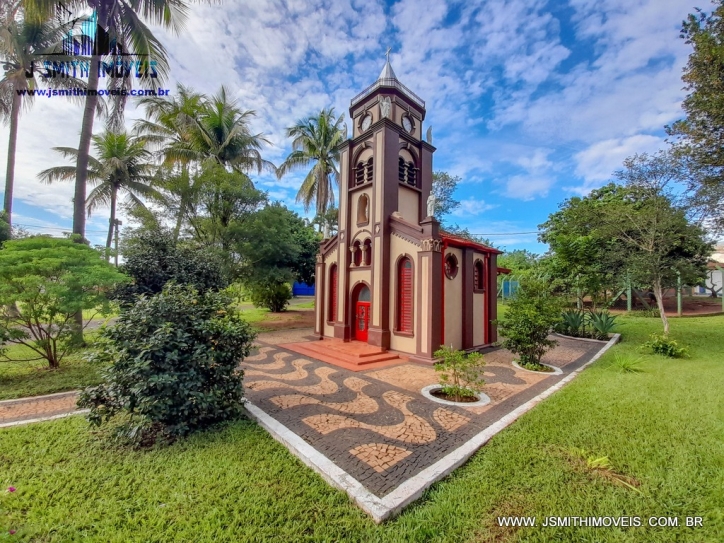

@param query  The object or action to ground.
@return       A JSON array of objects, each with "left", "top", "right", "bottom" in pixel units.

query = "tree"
[
  {"left": 667, "top": 2, "right": 724, "bottom": 232},
  {"left": 431, "top": 171, "right": 461, "bottom": 218},
  {"left": 0, "top": 11, "right": 91, "bottom": 226},
  {"left": 112, "top": 227, "right": 229, "bottom": 306},
  {"left": 39, "top": 131, "right": 159, "bottom": 253},
  {"left": 497, "top": 250, "right": 539, "bottom": 275},
  {"left": 186, "top": 87, "right": 274, "bottom": 175},
  {"left": 78, "top": 284, "right": 255, "bottom": 444},
  {"left": 133, "top": 84, "right": 207, "bottom": 241},
  {"left": 233, "top": 202, "right": 317, "bottom": 311},
  {"left": 0, "top": 236, "right": 127, "bottom": 368},
  {"left": 0, "top": 211, "right": 10, "bottom": 244},
  {"left": 277, "top": 107, "right": 344, "bottom": 217},
  {"left": 23, "top": 0, "right": 182, "bottom": 241},
  {"left": 497, "top": 277, "right": 562, "bottom": 369},
  {"left": 188, "top": 163, "right": 267, "bottom": 263}
]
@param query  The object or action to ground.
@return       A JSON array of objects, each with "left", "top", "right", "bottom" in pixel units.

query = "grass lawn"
[
  {"left": 0, "top": 343, "right": 102, "bottom": 401},
  {"left": 1, "top": 314, "right": 723, "bottom": 541}
]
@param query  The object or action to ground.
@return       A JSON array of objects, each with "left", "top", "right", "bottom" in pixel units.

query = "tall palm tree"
[
  {"left": 133, "top": 84, "right": 206, "bottom": 241},
  {"left": 0, "top": 10, "right": 90, "bottom": 226},
  {"left": 38, "top": 131, "right": 158, "bottom": 251},
  {"left": 186, "top": 86, "right": 274, "bottom": 175},
  {"left": 277, "top": 107, "right": 344, "bottom": 218},
  {"left": 22, "top": 0, "right": 185, "bottom": 240}
]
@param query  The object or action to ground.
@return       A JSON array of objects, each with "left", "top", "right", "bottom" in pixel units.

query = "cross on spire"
[{"left": 385, "top": 47, "right": 392, "bottom": 62}]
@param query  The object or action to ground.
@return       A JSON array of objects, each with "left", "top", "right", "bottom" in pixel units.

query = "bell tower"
[{"left": 333, "top": 57, "right": 437, "bottom": 348}]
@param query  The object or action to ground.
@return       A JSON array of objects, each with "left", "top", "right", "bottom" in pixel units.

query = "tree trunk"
[
  {"left": 106, "top": 185, "right": 117, "bottom": 254},
  {"left": 73, "top": 55, "right": 101, "bottom": 240},
  {"left": 652, "top": 279, "right": 669, "bottom": 335},
  {"left": 3, "top": 90, "right": 21, "bottom": 225}
]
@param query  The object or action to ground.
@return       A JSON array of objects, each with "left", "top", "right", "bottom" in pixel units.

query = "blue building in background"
[{"left": 292, "top": 282, "right": 315, "bottom": 296}]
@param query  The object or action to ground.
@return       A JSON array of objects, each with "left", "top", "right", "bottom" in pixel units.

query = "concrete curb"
[
  {"left": 0, "top": 390, "right": 79, "bottom": 406},
  {"left": 0, "top": 409, "right": 88, "bottom": 429},
  {"left": 244, "top": 333, "right": 621, "bottom": 523},
  {"left": 512, "top": 361, "right": 563, "bottom": 375}
]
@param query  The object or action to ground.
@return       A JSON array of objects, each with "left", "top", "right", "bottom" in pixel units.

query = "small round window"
[{"left": 444, "top": 254, "right": 459, "bottom": 280}]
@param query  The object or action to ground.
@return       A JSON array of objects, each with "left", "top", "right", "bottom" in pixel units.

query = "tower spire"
[{"left": 378, "top": 48, "right": 397, "bottom": 81}]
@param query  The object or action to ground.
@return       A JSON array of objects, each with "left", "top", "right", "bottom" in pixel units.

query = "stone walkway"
[
  {"left": 0, "top": 391, "right": 81, "bottom": 427},
  {"left": 241, "top": 332, "right": 611, "bottom": 505}
]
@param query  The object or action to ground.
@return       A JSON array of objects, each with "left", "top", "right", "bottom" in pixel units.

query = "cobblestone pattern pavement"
[{"left": 242, "top": 336, "right": 605, "bottom": 497}]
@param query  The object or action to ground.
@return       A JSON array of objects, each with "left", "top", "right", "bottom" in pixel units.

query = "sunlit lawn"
[{"left": 1, "top": 313, "right": 722, "bottom": 541}]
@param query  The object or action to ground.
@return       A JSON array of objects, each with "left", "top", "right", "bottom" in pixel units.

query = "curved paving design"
[{"left": 240, "top": 336, "right": 606, "bottom": 497}]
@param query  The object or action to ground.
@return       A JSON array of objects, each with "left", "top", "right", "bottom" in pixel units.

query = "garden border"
[{"left": 243, "top": 333, "right": 621, "bottom": 523}]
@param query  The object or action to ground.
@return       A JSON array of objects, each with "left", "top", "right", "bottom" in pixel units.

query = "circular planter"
[
  {"left": 512, "top": 360, "right": 563, "bottom": 375},
  {"left": 421, "top": 384, "right": 491, "bottom": 407}
]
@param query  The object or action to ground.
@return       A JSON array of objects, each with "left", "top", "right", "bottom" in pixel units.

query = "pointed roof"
[
  {"left": 378, "top": 59, "right": 397, "bottom": 81},
  {"left": 350, "top": 57, "right": 425, "bottom": 109}
]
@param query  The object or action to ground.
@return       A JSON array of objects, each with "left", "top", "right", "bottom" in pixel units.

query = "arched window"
[
  {"left": 357, "top": 194, "right": 369, "bottom": 225},
  {"left": 353, "top": 241, "right": 362, "bottom": 266},
  {"left": 474, "top": 260, "right": 485, "bottom": 291},
  {"left": 363, "top": 239, "right": 372, "bottom": 266},
  {"left": 398, "top": 157, "right": 417, "bottom": 186},
  {"left": 444, "top": 253, "right": 459, "bottom": 280},
  {"left": 355, "top": 162, "right": 365, "bottom": 185},
  {"left": 365, "top": 157, "right": 374, "bottom": 183},
  {"left": 398, "top": 257, "right": 413, "bottom": 333},
  {"left": 405, "top": 162, "right": 416, "bottom": 186},
  {"left": 328, "top": 264, "right": 338, "bottom": 322}
]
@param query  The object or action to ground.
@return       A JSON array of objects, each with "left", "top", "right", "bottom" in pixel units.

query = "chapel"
[{"left": 313, "top": 58, "right": 501, "bottom": 363}]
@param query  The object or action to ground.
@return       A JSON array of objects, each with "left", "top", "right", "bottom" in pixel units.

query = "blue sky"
[{"left": 0, "top": 0, "right": 706, "bottom": 253}]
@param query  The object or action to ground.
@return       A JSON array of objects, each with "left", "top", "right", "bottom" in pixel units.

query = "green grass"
[
  {"left": 0, "top": 343, "right": 102, "bottom": 401},
  {"left": 1, "top": 315, "right": 723, "bottom": 541}
]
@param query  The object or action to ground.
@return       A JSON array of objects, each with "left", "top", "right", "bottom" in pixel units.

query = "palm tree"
[
  {"left": 22, "top": 0, "right": 186, "bottom": 240},
  {"left": 38, "top": 131, "right": 158, "bottom": 251},
  {"left": 187, "top": 86, "right": 274, "bottom": 175},
  {"left": 0, "top": 10, "right": 90, "bottom": 226},
  {"left": 133, "top": 84, "right": 206, "bottom": 241},
  {"left": 277, "top": 107, "right": 344, "bottom": 219}
]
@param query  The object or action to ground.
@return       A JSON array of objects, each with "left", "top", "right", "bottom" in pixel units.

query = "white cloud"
[{"left": 451, "top": 197, "right": 497, "bottom": 217}]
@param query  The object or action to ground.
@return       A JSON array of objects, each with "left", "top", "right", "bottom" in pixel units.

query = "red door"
[{"left": 355, "top": 302, "right": 370, "bottom": 342}]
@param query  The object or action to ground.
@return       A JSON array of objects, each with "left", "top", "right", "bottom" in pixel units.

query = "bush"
[
  {"left": 248, "top": 280, "right": 292, "bottom": 312},
  {"left": 433, "top": 345, "right": 485, "bottom": 401},
  {"left": 113, "top": 229, "right": 228, "bottom": 306},
  {"left": 0, "top": 236, "right": 127, "bottom": 368},
  {"left": 557, "top": 309, "right": 617, "bottom": 340},
  {"left": 78, "top": 285, "right": 255, "bottom": 445},
  {"left": 497, "top": 278, "right": 562, "bottom": 368},
  {"left": 643, "top": 334, "right": 689, "bottom": 358},
  {"left": 588, "top": 309, "right": 617, "bottom": 340}
]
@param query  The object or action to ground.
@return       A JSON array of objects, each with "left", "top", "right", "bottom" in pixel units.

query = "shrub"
[
  {"left": 611, "top": 353, "right": 643, "bottom": 373},
  {"left": 433, "top": 345, "right": 485, "bottom": 402},
  {"left": 643, "top": 334, "right": 688, "bottom": 358},
  {"left": 0, "top": 236, "right": 128, "bottom": 368},
  {"left": 588, "top": 309, "right": 617, "bottom": 340},
  {"left": 113, "top": 228, "right": 228, "bottom": 306},
  {"left": 248, "top": 279, "right": 292, "bottom": 312},
  {"left": 559, "top": 309, "right": 586, "bottom": 336},
  {"left": 497, "top": 278, "right": 562, "bottom": 368},
  {"left": 78, "top": 285, "right": 255, "bottom": 445}
]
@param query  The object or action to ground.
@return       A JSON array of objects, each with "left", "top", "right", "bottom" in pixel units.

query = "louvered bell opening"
[
  {"left": 355, "top": 163, "right": 365, "bottom": 186},
  {"left": 365, "top": 158, "right": 374, "bottom": 183},
  {"left": 398, "top": 157, "right": 407, "bottom": 183},
  {"left": 406, "top": 163, "right": 417, "bottom": 187}
]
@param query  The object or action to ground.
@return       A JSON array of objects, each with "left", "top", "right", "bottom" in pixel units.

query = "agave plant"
[
  {"left": 560, "top": 309, "right": 586, "bottom": 337},
  {"left": 588, "top": 310, "right": 617, "bottom": 340}
]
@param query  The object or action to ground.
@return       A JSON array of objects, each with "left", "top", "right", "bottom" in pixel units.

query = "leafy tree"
[
  {"left": 188, "top": 163, "right": 267, "bottom": 262},
  {"left": 431, "top": 171, "right": 461, "bottom": 218},
  {"left": 113, "top": 228, "right": 228, "bottom": 306},
  {"left": 0, "top": 11, "right": 91, "bottom": 226},
  {"left": 0, "top": 236, "right": 127, "bottom": 368},
  {"left": 39, "top": 131, "right": 158, "bottom": 252},
  {"left": 277, "top": 107, "right": 344, "bottom": 217},
  {"left": 0, "top": 211, "right": 10, "bottom": 244},
  {"left": 668, "top": 1, "right": 724, "bottom": 232},
  {"left": 497, "top": 250, "right": 539, "bottom": 274},
  {"left": 23, "top": 0, "right": 183, "bottom": 240},
  {"left": 234, "top": 202, "right": 317, "bottom": 311},
  {"left": 497, "top": 277, "right": 562, "bottom": 369},
  {"left": 433, "top": 346, "right": 485, "bottom": 402},
  {"left": 78, "top": 284, "right": 255, "bottom": 445},
  {"left": 312, "top": 205, "right": 338, "bottom": 236}
]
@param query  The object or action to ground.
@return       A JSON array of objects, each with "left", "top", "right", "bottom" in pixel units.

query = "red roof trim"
[
  {"left": 497, "top": 266, "right": 512, "bottom": 275},
  {"left": 440, "top": 233, "right": 503, "bottom": 254}
]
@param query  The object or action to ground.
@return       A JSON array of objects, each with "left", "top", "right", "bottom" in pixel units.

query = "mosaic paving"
[{"left": 241, "top": 335, "right": 606, "bottom": 497}]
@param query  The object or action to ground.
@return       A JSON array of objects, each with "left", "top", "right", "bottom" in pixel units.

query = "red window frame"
[
  {"left": 329, "top": 264, "right": 338, "bottom": 322},
  {"left": 398, "top": 257, "right": 413, "bottom": 333}
]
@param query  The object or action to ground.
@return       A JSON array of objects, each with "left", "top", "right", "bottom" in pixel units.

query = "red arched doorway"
[{"left": 351, "top": 284, "right": 371, "bottom": 342}]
